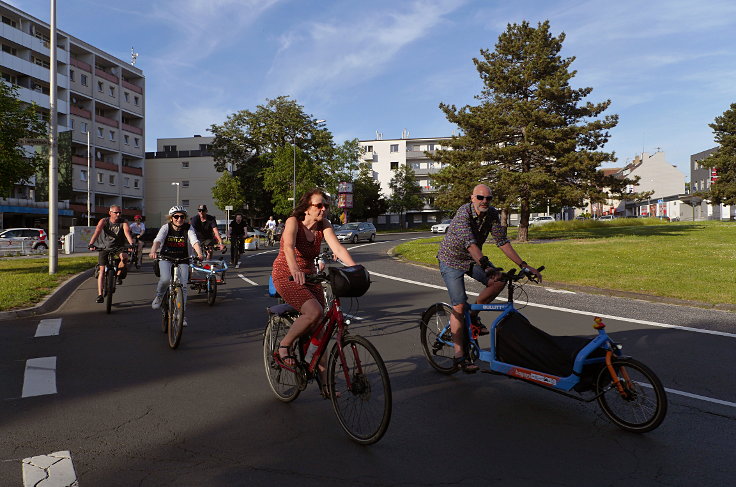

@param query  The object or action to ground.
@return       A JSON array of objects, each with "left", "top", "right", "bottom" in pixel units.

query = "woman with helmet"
[
  {"left": 129, "top": 214, "right": 146, "bottom": 267},
  {"left": 148, "top": 206, "right": 204, "bottom": 326}
]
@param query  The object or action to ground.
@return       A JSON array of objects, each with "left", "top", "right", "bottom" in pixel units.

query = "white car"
[
  {"left": 597, "top": 215, "right": 616, "bottom": 221},
  {"left": 0, "top": 228, "right": 49, "bottom": 252},
  {"left": 243, "top": 229, "right": 265, "bottom": 250},
  {"left": 529, "top": 216, "right": 556, "bottom": 226},
  {"left": 431, "top": 220, "right": 452, "bottom": 233}
]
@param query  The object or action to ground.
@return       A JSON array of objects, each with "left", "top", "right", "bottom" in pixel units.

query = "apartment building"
[
  {"left": 359, "top": 136, "right": 451, "bottom": 226},
  {"left": 0, "top": 1, "right": 145, "bottom": 230},
  {"left": 145, "top": 136, "right": 226, "bottom": 226},
  {"left": 688, "top": 147, "right": 734, "bottom": 220}
]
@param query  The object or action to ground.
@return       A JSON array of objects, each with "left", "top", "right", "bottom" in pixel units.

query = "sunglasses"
[
  {"left": 311, "top": 203, "right": 330, "bottom": 210},
  {"left": 172, "top": 214, "right": 186, "bottom": 220},
  {"left": 198, "top": 209, "right": 206, "bottom": 212},
  {"left": 474, "top": 195, "right": 491, "bottom": 201},
  {"left": 111, "top": 211, "right": 121, "bottom": 214}
]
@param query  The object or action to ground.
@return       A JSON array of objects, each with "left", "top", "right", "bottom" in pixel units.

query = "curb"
[{"left": 0, "top": 268, "right": 94, "bottom": 321}]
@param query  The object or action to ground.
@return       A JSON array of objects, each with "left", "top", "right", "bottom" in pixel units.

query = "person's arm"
[
  {"left": 149, "top": 225, "right": 168, "bottom": 258},
  {"left": 322, "top": 223, "right": 356, "bottom": 266},
  {"left": 88, "top": 219, "right": 105, "bottom": 248},
  {"left": 123, "top": 222, "right": 135, "bottom": 246},
  {"left": 187, "top": 228, "right": 204, "bottom": 260},
  {"left": 281, "top": 217, "right": 306, "bottom": 284}
]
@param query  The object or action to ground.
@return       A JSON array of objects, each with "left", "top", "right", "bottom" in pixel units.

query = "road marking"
[
  {"left": 35, "top": 318, "right": 62, "bottom": 337},
  {"left": 22, "top": 357, "right": 57, "bottom": 398},
  {"left": 546, "top": 288, "right": 576, "bottom": 294},
  {"left": 238, "top": 274, "right": 258, "bottom": 286},
  {"left": 22, "top": 450, "right": 78, "bottom": 487},
  {"left": 639, "top": 383, "right": 736, "bottom": 409},
  {"left": 344, "top": 314, "right": 364, "bottom": 321},
  {"left": 370, "top": 271, "right": 736, "bottom": 338}
]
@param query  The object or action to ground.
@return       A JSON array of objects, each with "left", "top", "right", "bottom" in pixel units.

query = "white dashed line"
[
  {"left": 22, "top": 357, "right": 57, "bottom": 398},
  {"left": 545, "top": 288, "right": 576, "bottom": 294},
  {"left": 35, "top": 318, "right": 62, "bottom": 337},
  {"left": 238, "top": 274, "right": 258, "bottom": 286},
  {"left": 22, "top": 450, "right": 78, "bottom": 487}
]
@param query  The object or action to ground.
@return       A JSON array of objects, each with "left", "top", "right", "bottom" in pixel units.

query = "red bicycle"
[{"left": 263, "top": 254, "right": 392, "bottom": 445}]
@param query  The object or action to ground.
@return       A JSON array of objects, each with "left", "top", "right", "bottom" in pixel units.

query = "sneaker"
[
  {"left": 183, "top": 318, "right": 188, "bottom": 327},
  {"left": 95, "top": 294, "right": 104, "bottom": 303},
  {"left": 116, "top": 276, "right": 123, "bottom": 285},
  {"left": 151, "top": 295, "right": 163, "bottom": 310},
  {"left": 471, "top": 315, "right": 490, "bottom": 336}
]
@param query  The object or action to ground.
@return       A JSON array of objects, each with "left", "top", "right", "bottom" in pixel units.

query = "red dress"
[{"left": 271, "top": 220, "right": 325, "bottom": 310}]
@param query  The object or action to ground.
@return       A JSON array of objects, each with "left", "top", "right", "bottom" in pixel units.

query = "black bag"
[
  {"left": 330, "top": 265, "right": 370, "bottom": 297},
  {"left": 153, "top": 259, "right": 160, "bottom": 277}
]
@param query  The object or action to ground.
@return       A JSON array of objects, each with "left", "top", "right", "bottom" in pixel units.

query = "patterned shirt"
[{"left": 437, "top": 202, "right": 510, "bottom": 271}]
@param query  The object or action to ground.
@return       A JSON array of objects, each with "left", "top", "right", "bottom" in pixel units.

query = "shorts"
[
  {"left": 200, "top": 238, "right": 216, "bottom": 249},
  {"left": 439, "top": 261, "right": 491, "bottom": 306},
  {"left": 98, "top": 248, "right": 124, "bottom": 266}
]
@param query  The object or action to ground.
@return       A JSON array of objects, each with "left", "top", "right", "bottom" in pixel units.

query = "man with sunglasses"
[
  {"left": 190, "top": 204, "right": 224, "bottom": 260},
  {"left": 88, "top": 205, "right": 135, "bottom": 303},
  {"left": 437, "top": 184, "right": 542, "bottom": 373}
]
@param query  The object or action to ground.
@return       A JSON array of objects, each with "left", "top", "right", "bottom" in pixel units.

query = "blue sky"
[{"left": 11, "top": 0, "right": 736, "bottom": 180}]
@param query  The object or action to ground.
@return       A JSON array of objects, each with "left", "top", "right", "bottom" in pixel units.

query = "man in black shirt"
[
  {"left": 229, "top": 213, "right": 248, "bottom": 265},
  {"left": 190, "top": 204, "right": 225, "bottom": 259}
]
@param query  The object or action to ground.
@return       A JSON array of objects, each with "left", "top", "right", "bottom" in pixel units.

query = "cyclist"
[
  {"left": 129, "top": 214, "right": 145, "bottom": 267},
  {"left": 437, "top": 183, "right": 542, "bottom": 373},
  {"left": 87, "top": 205, "right": 135, "bottom": 303},
  {"left": 274, "top": 218, "right": 285, "bottom": 242},
  {"left": 229, "top": 213, "right": 247, "bottom": 265},
  {"left": 265, "top": 216, "right": 276, "bottom": 245},
  {"left": 190, "top": 204, "right": 225, "bottom": 259},
  {"left": 271, "top": 189, "right": 357, "bottom": 395},
  {"left": 149, "top": 206, "right": 205, "bottom": 327}
]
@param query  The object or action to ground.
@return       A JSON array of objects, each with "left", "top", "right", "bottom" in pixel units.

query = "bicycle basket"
[{"left": 329, "top": 265, "right": 370, "bottom": 297}]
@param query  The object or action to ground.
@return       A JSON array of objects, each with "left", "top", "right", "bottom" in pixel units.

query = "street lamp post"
[
  {"left": 171, "top": 182, "right": 180, "bottom": 205},
  {"left": 292, "top": 119, "right": 325, "bottom": 209}
]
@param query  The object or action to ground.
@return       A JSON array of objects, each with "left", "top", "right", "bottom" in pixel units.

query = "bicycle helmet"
[{"left": 169, "top": 205, "right": 187, "bottom": 216}]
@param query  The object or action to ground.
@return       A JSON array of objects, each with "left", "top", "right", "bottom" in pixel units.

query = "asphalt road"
[{"left": 1, "top": 232, "right": 735, "bottom": 486}]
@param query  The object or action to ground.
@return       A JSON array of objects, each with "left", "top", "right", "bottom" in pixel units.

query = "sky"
[{"left": 10, "top": 0, "right": 736, "bottom": 180}]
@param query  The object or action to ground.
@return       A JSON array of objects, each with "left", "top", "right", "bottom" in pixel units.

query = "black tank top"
[{"left": 161, "top": 222, "right": 190, "bottom": 259}]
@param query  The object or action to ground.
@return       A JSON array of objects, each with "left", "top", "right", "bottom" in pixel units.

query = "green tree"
[
  {"left": 702, "top": 102, "right": 736, "bottom": 205},
  {"left": 323, "top": 138, "right": 361, "bottom": 198},
  {"left": 35, "top": 130, "right": 73, "bottom": 202},
  {"left": 209, "top": 96, "right": 334, "bottom": 216},
  {"left": 211, "top": 171, "right": 247, "bottom": 213},
  {"left": 264, "top": 144, "right": 323, "bottom": 215},
  {"left": 0, "top": 81, "right": 47, "bottom": 197},
  {"left": 388, "top": 164, "right": 423, "bottom": 228},
  {"left": 433, "top": 21, "right": 636, "bottom": 241},
  {"left": 350, "top": 161, "right": 387, "bottom": 221}
]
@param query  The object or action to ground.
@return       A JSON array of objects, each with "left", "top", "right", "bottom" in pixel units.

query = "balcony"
[
  {"left": 95, "top": 161, "right": 118, "bottom": 171},
  {"left": 72, "top": 155, "right": 90, "bottom": 166},
  {"left": 95, "top": 68, "right": 119, "bottom": 84},
  {"left": 70, "top": 105, "right": 91, "bottom": 119},
  {"left": 122, "top": 80, "right": 143, "bottom": 94},
  {"left": 420, "top": 186, "right": 438, "bottom": 193},
  {"left": 122, "top": 166, "right": 143, "bottom": 176},
  {"left": 70, "top": 57, "right": 92, "bottom": 72},
  {"left": 95, "top": 114, "right": 119, "bottom": 128},
  {"left": 121, "top": 123, "right": 143, "bottom": 135},
  {"left": 363, "top": 152, "right": 376, "bottom": 161},
  {"left": 406, "top": 150, "right": 438, "bottom": 159}
]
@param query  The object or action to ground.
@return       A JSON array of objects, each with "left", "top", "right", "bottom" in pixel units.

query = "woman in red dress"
[{"left": 271, "top": 189, "right": 357, "bottom": 383}]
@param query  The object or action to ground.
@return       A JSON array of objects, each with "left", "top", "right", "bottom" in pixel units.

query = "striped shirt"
[{"left": 437, "top": 202, "right": 510, "bottom": 271}]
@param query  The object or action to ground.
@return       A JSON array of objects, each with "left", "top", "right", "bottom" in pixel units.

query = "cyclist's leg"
[
  {"left": 154, "top": 260, "right": 172, "bottom": 302},
  {"left": 439, "top": 262, "right": 473, "bottom": 361},
  {"left": 468, "top": 264, "right": 503, "bottom": 322},
  {"left": 96, "top": 251, "right": 107, "bottom": 297},
  {"left": 278, "top": 299, "right": 322, "bottom": 364}
]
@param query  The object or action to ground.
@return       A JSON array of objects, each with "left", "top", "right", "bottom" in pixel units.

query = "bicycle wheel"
[
  {"left": 262, "top": 315, "right": 301, "bottom": 402},
  {"left": 206, "top": 275, "right": 217, "bottom": 306},
  {"left": 419, "top": 303, "right": 459, "bottom": 374},
  {"left": 328, "top": 335, "right": 392, "bottom": 445},
  {"left": 160, "top": 290, "right": 169, "bottom": 333},
  {"left": 595, "top": 358, "right": 667, "bottom": 433},
  {"left": 168, "top": 285, "right": 184, "bottom": 349},
  {"left": 105, "top": 267, "right": 115, "bottom": 314}
]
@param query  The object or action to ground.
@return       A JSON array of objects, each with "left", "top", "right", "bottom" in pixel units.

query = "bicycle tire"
[
  {"left": 105, "top": 267, "right": 115, "bottom": 314},
  {"left": 327, "top": 335, "right": 392, "bottom": 445},
  {"left": 206, "top": 275, "right": 217, "bottom": 306},
  {"left": 262, "top": 315, "right": 301, "bottom": 402},
  {"left": 168, "top": 285, "right": 184, "bottom": 349},
  {"left": 595, "top": 357, "right": 667, "bottom": 433},
  {"left": 160, "top": 290, "right": 169, "bottom": 333},
  {"left": 419, "top": 303, "right": 459, "bottom": 374}
]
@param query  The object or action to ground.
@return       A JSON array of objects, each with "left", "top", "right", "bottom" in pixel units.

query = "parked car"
[
  {"left": 0, "top": 228, "right": 49, "bottom": 251},
  {"left": 335, "top": 222, "right": 377, "bottom": 243},
  {"left": 529, "top": 216, "right": 556, "bottom": 226},
  {"left": 598, "top": 215, "right": 616, "bottom": 221},
  {"left": 431, "top": 219, "right": 452, "bottom": 233}
]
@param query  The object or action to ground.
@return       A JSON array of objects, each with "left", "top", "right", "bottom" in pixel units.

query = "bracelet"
[{"left": 479, "top": 256, "right": 491, "bottom": 270}]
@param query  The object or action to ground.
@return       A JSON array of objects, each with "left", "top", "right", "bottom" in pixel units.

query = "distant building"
[
  {"left": 0, "top": 0, "right": 145, "bottom": 230},
  {"left": 686, "top": 147, "right": 734, "bottom": 221}
]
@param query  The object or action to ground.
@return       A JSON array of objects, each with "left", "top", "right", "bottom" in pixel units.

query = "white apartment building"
[
  {"left": 145, "top": 136, "right": 225, "bottom": 226},
  {"left": 0, "top": 1, "right": 145, "bottom": 230},
  {"left": 688, "top": 147, "right": 735, "bottom": 220},
  {"left": 359, "top": 136, "right": 451, "bottom": 226}
]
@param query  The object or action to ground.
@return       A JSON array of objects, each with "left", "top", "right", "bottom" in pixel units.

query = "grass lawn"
[
  {"left": 0, "top": 256, "right": 97, "bottom": 312},
  {"left": 393, "top": 219, "right": 736, "bottom": 306}
]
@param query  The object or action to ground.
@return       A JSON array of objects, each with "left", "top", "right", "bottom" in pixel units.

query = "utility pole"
[{"left": 48, "top": 0, "right": 58, "bottom": 274}]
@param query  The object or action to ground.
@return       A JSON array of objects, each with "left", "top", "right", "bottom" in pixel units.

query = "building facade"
[
  {"left": 0, "top": 1, "right": 145, "bottom": 230},
  {"left": 144, "top": 136, "right": 225, "bottom": 227},
  {"left": 688, "top": 147, "right": 734, "bottom": 220}
]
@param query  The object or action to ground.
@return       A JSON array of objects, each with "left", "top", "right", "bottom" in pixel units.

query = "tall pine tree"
[
  {"left": 432, "top": 21, "right": 633, "bottom": 241},
  {"left": 702, "top": 103, "right": 736, "bottom": 205}
]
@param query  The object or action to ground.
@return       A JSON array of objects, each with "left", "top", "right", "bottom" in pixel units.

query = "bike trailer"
[{"left": 190, "top": 260, "right": 227, "bottom": 283}]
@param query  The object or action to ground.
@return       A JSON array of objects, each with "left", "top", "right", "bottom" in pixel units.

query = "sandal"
[
  {"left": 454, "top": 356, "right": 479, "bottom": 374},
  {"left": 275, "top": 345, "right": 297, "bottom": 369}
]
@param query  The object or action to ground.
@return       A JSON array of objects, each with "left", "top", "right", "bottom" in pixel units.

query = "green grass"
[
  {"left": 0, "top": 256, "right": 97, "bottom": 311},
  {"left": 394, "top": 220, "right": 736, "bottom": 306}
]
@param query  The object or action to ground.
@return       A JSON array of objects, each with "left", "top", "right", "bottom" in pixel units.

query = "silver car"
[
  {"left": 0, "top": 228, "right": 49, "bottom": 252},
  {"left": 335, "top": 222, "right": 377, "bottom": 243}
]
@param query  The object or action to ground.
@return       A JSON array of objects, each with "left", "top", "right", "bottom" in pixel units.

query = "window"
[
  {"left": 133, "top": 96, "right": 139, "bottom": 106},
  {"left": 181, "top": 199, "right": 189, "bottom": 207},
  {"left": 97, "top": 127, "right": 103, "bottom": 138},
  {"left": 181, "top": 161, "right": 189, "bottom": 168},
  {"left": 123, "top": 177, "right": 130, "bottom": 188},
  {"left": 390, "top": 144, "right": 399, "bottom": 152},
  {"left": 81, "top": 122, "right": 88, "bottom": 133},
  {"left": 163, "top": 145, "right": 177, "bottom": 152},
  {"left": 123, "top": 135, "right": 129, "bottom": 145},
  {"left": 427, "top": 143, "right": 435, "bottom": 151},
  {"left": 69, "top": 119, "right": 74, "bottom": 130},
  {"left": 109, "top": 130, "right": 115, "bottom": 141},
  {"left": 80, "top": 169, "right": 87, "bottom": 181},
  {"left": 390, "top": 161, "right": 399, "bottom": 170},
  {"left": 1, "top": 44, "right": 17, "bottom": 56},
  {"left": 133, "top": 179, "right": 139, "bottom": 189},
  {"left": 365, "top": 145, "right": 373, "bottom": 153},
  {"left": 97, "top": 173, "right": 103, "bottom": 184},
  {"left": 109, "top": 86, "right": 115, "bottom": 97},
  {"left": 69, "top": 69, "right": 75, "bottom": 82},
  {"left": 109, "top": 175, "right": 115, "bottom": 186},
  {"left": 80, "top": 74, "right": 87, "bottom": 86},
  {"left": 124, "top": 92, "right": 129, "bottom": 102},
  {"left": 133, "top": 138, "right": 140, "bottom": 148},
  {"left": 199, "top": 144, "right": 211, "bottom": 152},
  {"left": 182, "top": 180, "right": 190, "bottom": 187},
  {"left": 2, "top": 16, "right": 17, "bottom": 28},
  {"left": 97, "top": 81, "right": 104, "bottom": 92}
]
